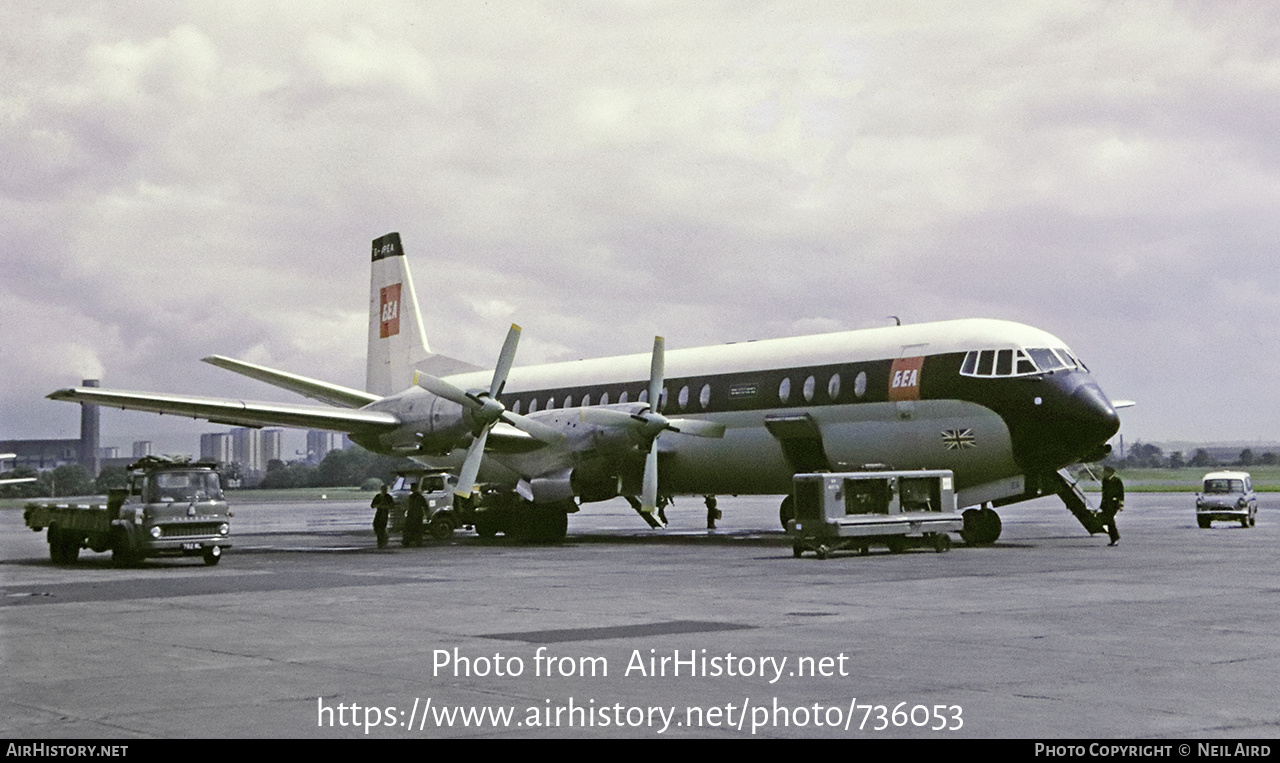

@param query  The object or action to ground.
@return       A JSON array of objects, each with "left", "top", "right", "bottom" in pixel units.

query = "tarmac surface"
[{"left": 2, "top": 492, "right": 1278, "bottom": 739}]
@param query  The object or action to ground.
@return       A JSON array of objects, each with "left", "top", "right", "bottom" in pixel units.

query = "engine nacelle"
[{"left": 356, "top": 386, "right": 474, "bottom": 456}]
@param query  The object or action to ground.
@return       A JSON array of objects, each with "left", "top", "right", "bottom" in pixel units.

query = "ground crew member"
[
  {"left": 371, "top": 484, "right": 393, "bottom": 548},
  {"left": 705, "top": 495, "right": 720, "bottom": 530},
  {"left": 403, "top": 483, "right": 427, "bottom": 547},
  {"left": 1100, "top": 466, "right": 1124, "bottom": 546}
]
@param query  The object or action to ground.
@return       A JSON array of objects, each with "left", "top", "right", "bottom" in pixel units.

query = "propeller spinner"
[
  {"left": 413, "top": 324, "right": 561, "bottom": 499},
  {"left": 580, "top": 336, "right": 726, "bottom": 514}
]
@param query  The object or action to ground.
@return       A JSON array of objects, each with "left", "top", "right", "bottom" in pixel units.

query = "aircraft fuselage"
[{"left": 356, "top": 318, "right": 1120, "bottom": 509}]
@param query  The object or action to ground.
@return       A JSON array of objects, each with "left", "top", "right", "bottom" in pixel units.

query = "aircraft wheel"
[
  {"left": 428, "top": 514, "right": 455, "bottom": 541},
  {"left": 203, "top": 545, "right": 222, "bottom": 566},
  {"left": 792, "top": 544, "right": 803, "bottom": 558},
  {"left": 815, "top": 544, "right": 829, "bottom": 560},
  {"left": 512, "top": 503, "right": 569, "bottom": 543},
  {"left": 778, "top": 495, "right": 795, "bottom": 529},
  {"left": 858, "top": 545, "right": 870, "bottom": 556},
  {"left": 961, "top": 507, "right": 1002, "bottom": 545},
  {"left": 1249, "top": 514, "right": 1256, "bottom": 527}
]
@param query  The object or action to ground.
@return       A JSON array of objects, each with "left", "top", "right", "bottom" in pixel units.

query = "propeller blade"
[
  {"left": 454, "top": 427, "right": 490, "bottom": 498},
  {"left": 501, "top": 411, "right": 566, "bottom": 444},
  {"left": 641, "top": 437, "right": 660, "bottom": 513},
  {"left": 648, "top": 336, "right": 664, "bottom": 412},
  {"left": 489, "top": 324, "right": 521, "bottom": 397},
  {"left": 664, "top": 418, "right": 726, "bottom": 438}
]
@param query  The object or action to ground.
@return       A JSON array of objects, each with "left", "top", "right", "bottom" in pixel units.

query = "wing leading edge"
[{"left": 46, "top": 387, "right": 400, "bottom": 433}]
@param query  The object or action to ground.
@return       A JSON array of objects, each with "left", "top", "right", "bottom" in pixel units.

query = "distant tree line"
[
  {"left": 256, "top": 447, "right": 415, "bottom": 490},
  {"left": 1108, "top": 442, "right": 1278, "bottom": 469},
  {"left": 0, "top": 447, "right": 416, "bottom": 499}
]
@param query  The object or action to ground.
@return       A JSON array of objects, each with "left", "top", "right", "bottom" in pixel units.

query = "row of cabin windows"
[
  {"left": 506, "top": 369, "right": 872, "bottom": 415},
  {"left": 959, "top": 347, "right": 1088, "bottom": 378}
]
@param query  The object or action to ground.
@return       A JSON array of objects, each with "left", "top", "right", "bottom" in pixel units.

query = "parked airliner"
[{"left": 49, "top": 233, "right": 1125, "bottom": 542}]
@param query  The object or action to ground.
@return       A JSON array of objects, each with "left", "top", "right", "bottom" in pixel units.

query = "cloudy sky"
[{"left": 3, "top": 1, "right": 1278, "bottom": 457}]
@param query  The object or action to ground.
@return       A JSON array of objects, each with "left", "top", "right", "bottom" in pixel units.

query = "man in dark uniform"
[
  {"left": 705, "top": 495, "right": 720, "bottom": 530},
  {"left": 371, "top": 484, "right": 393, "bottom": 548},
  {"left": 403, "top": 483, "right": 427, "bottom": 547},
  {"left": 1100, "top": 466, "right": 1124, "bottom": 546}
]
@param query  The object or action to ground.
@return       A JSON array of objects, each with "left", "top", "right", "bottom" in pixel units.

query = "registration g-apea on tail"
[{"left": 50, "top": 232, "right": 1128, "bottom": 544}]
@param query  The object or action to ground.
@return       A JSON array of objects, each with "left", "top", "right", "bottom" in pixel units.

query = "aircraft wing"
[
  {"left": 202, "top": 355, "right": 379, "bottom": 409},
  {"left": 46, "top": 387, "right": 401, "bottom": 434}
]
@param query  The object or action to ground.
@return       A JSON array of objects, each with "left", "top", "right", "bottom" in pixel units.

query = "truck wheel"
[
  {"left": 111, "top": 531, "right": 140, "bottom": 568},
  {"left": 203, "top": 546, "right": 222, "bottom": 566},
  {"left": 48, "top": 527, "right": 64, "bottom": 563},
  {"left": 1197, "top": 516, "right": 1211, "bottom": 529},
  {"left": 428, "top": 514, "right": 455, "bottom": 541},
  {"left": 61, "top": 534, "right": 80, "bottom": 563},
  {"left": 933, "top": 533, "right": 952, "bottom": 553},
  {"left": 886, "top": 536, "right": 907, "bottom": 554}
]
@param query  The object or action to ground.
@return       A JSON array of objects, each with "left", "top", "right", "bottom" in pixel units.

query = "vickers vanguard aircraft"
[{"left": 49, "top": 233, "right": 1125, "bottom": 543}]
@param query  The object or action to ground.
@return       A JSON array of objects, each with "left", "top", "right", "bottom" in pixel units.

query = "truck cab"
[{"left": 388, "top": 469, "right": 457, "bottom": 539}]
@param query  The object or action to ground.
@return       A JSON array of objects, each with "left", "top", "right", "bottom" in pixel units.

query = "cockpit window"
[{"left": 961, "top": 347, "right": 1087, "bottom": 378}]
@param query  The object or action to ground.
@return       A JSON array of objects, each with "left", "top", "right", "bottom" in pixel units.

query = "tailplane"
[{"left": 367, "top": 233, "right": 480, "bottom": 395}]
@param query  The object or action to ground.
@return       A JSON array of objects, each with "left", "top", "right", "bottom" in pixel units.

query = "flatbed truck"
[{"left": 23, "top": 456, "right": 232, "bottom": 566}]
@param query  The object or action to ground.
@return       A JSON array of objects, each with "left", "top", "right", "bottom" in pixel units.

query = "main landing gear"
[
  {"left": 470, "top": 496, "right": 571, "bottom": 543},
  {"left": 960, "top": 504, "right": 1002, "bottom": 545}
]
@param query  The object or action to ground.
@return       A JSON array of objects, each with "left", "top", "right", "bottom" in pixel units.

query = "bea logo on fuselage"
[
  {"left": 380, "top": 283, "right": 402, "bottom": 338},
  {"left": 888, "top": 357, "right": 924, "bottom": 402},
  {"left": 892, "top": 369, "right": 919, "bottom": 388}
]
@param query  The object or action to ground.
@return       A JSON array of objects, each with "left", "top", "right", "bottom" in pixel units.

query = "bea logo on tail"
[{"left": 379, "top": 283, "right": 401, "bottom": 338}]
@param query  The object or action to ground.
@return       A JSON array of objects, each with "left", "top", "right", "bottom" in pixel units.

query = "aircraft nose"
[{"left": 1068, "top": 382, "right": 1121, "bottom": 446}]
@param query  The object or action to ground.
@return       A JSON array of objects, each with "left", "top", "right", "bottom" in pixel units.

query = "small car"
[{"left": 1195, "top": 471, "right": 1257, "bottom": 528}]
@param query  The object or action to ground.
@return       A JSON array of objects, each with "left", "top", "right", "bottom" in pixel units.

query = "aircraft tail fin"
[{"left": 367, "top": 233, "right": 480, "bottom": 395}]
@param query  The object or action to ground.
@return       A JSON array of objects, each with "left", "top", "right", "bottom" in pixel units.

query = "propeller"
[
  {"left": 579, "top": 336, "right": 725, "bottom": 514},
  {"left": 412, "top": 324, "right": 562, "bottom": 498}
]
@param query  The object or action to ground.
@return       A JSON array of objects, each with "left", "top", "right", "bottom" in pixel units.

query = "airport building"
[{"left": 1, "top": 379, "right": 100, "bottom": 474}]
